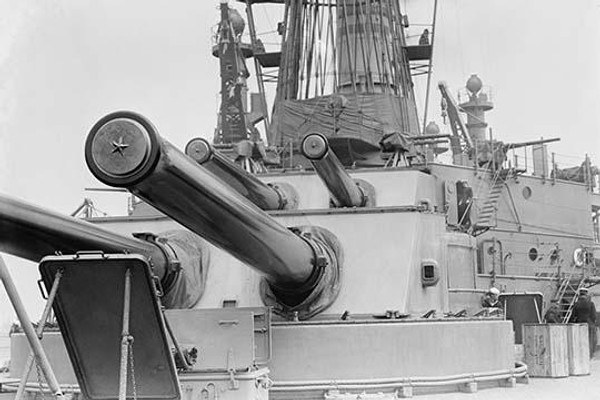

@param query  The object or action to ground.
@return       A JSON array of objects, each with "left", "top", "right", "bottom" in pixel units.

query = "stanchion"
[
  {"left": 0, "top": 255, "right": 64, "bottom": 399},
  {"left": 118, "top": 268, "right": 133, "bottom": 400},
  {"left": 15, "top": 269, "right": 64, "bottom": 400}
]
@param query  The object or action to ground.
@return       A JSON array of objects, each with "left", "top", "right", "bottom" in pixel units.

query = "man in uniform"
[
  {"left": 481, "top": 287, "right": 501, "bottom": 308},
  {"left": 570, "top": 288, "right": 597, "bottom": 358},
  {"left": 419, "top": 29, "right": 430, "bottom": 45},
  {"left": 544, "top": 299, "right": 561, "bottom": 323}
]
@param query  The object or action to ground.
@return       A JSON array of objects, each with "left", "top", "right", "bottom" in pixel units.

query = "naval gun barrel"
[
  {"left": 0, "top": 194, "right": 209, "bottom": 309},
  {"left": 301, "top": 133, "right": 374, "bottom": 207},
  {"left": 185, "top": 138, "right": 297, "bottom": 210},
  {"left": 85, "top": 112, "right": 340, "bottom": 309},
  {"left": 0, "top": 193, "right": 166, "bottom": 271}
]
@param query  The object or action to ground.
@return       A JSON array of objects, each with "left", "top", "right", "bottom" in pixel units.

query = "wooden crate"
[
  {"left": 567, "top": 323, "right": 590, "bottom": 375},
  {"left": 522, "top": 324, "right": 569, "bottom": 377}
]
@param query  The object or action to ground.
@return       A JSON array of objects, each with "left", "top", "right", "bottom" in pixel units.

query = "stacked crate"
[{"left": 522, "top": 324, "right": 589, "bottom": 377}]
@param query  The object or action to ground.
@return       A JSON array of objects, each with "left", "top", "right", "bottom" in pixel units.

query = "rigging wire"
[
  {"left": 365, "top": 0, "right": 384, "bottom": 94},
  {"left": 452, "top": 0, "right": 466, "bottom": 80},
  {"left": 260, "top": 5, "right": 277, "bottom": 34}
]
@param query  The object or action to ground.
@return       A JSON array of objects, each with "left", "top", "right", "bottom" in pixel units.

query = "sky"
[{"left": 0, "top": 0, "right": 599, "bottom": 328}]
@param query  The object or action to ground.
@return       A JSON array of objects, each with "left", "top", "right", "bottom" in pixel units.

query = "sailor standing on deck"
[
  {"left": 419, "top": 29, "right": 430, "bottom": 45},
  {"left": 481, "top": 287, "right": 502, "bottom": 308},
  {"left": 569, "top": 288, "right": 597, "bottom": 358},
  {"left": 544, "top": 299, "right": 561, "bottom": 323}
]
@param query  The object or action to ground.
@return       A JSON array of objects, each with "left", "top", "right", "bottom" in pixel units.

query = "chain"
[
  {"left": 34, "top": 357, "right": 47, "bottom": 400},
  {"left": 128, "top": 338, "right": 138, "bottom": 400}
]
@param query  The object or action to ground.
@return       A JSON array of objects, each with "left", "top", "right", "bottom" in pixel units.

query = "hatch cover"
[
  {"left": 499, "top": 292, "right": 544, "bottom": 344},
  {"left": 39, "top": 253, "right": 180, "bottom": 400}
]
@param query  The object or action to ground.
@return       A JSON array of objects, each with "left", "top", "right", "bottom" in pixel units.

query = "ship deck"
[
  {"left": 0, "top": 357, "right": 598, "bottom": 399},
  {"left": 418, "top": 355, "right": 599, "bottom": 399}
]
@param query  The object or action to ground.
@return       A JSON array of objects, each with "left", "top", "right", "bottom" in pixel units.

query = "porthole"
[
  {"left": 522, "top": 186, "right": 532, "bottom": 199},
  {"left": 528, "top": 248, "right": 538, "bottom": 261}
]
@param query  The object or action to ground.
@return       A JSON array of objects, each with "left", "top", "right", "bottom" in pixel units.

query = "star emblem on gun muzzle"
[{"left": 111, "top": 137, "right": 130, "bottom": 155}]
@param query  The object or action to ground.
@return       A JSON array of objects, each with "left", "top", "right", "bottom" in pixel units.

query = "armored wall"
[
  {"left": 11, "top": 318, "right": 516, "bottom": 390},
  {"left": 270, "top": 319, "right": 514, "bottom": 381},
  {"left": 259, "top": 168, "right": 438, "bottom": 210},
  {"left": 93, "top": 210, "right": 449, "bottom": 316}
]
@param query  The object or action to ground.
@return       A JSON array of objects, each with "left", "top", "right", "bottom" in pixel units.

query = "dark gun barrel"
[
  {"left": 185, "top": 138, "right": 297, "bottom": 210},
  {"left": 301, "top": 133, "right": 374, "bottom": 207},
  {"left": 0, "top": 193, "right": 208, "bottom": 309},
  {"left": 85, "top": 112, "right": 337, "bottom": 307},
  {"left": 0, "top": 193, "right": 166, "bottom": 271}
]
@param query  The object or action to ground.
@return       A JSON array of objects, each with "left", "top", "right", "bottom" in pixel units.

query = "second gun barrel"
[
  {"left": 185, "top": 138, "right": 294, "bottom": 210},
  {"left": 301, "top": 133, "right": 367, "bottom": 207},
  {"left": 0, "top": 193, "right": 168, "bottom": 278}
]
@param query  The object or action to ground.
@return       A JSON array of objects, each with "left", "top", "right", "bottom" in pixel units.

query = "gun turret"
[
  {"left": 185, "top": 138, "right": 298, "bottom": 210},
  {"left": 85, "top": 111, "right": 342, "bottom": 318},
  {"left": 0, "top": 193, "right": 208, "bottom": 309},
  {"left": 301, "top": 133, "right": 375, "bottom": 207}
]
